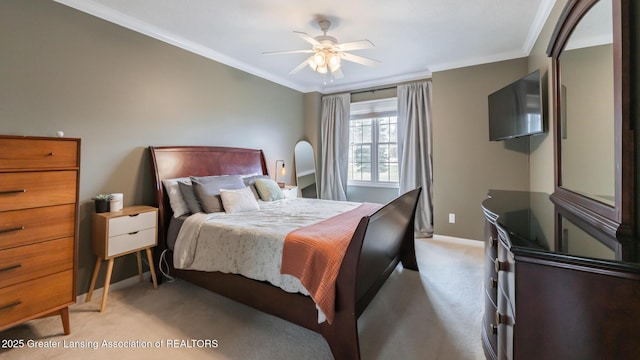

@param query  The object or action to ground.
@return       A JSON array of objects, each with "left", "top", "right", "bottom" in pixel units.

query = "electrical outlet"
[{"left": 449, "top": 213, "right": 456, "bottom": 223}]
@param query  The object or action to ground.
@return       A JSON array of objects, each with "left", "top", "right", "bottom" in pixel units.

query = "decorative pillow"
[
  {"left": 161, "top": 177, "right": 191, "bottom": 217},
  {"left": 219, "top": 187, "right": 260, "bottom": 213},
  {"left": 178, "top": 181, "right": 203, "bottom": 214},
  {"left": 190, "top": 175, "right": 246, "bottom": 213},
  {"left": 254, "top": 178, "right": 285, "bottom": 201},
  {"left": 243, "top": 174, "right": 270, "bottom": 199}
]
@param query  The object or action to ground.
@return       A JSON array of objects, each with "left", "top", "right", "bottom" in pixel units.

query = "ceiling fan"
[{"left": 263, "top": 19, "right": 380, "bottom": 79}]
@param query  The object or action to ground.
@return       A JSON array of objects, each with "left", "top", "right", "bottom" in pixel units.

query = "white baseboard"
[
  {"left": 432, "top": 234, "right": 483, "bottom": 245},
  {"left": 75, "top": 271, "right": 153, "bottom": 304}
]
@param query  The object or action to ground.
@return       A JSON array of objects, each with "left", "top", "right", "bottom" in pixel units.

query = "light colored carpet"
[{"left": 0, "top": 236, "right": 485, "bottom": 360}]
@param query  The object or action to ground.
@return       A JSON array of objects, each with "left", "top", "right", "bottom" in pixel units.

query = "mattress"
[{"left": 172, "top": 198, "right": 362, "bottom": 295}]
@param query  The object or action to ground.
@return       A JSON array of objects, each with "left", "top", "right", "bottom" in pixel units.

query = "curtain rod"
[{"left": 350, "top": 86, "right": 397, "bottom": 95}]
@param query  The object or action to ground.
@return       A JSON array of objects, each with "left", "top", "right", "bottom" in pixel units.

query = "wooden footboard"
[
  {"left": 148, "top": 146, "right": 421, "bottom": 360},
  {"left": 326, "top": 187, "right": 421, "bottom": 359}
]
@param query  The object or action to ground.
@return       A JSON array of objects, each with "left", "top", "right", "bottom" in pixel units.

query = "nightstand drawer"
[
  {"left": 0, "top": 237, "right": 73, "bottom": 288},
  {"left": 108, "top": 211, "right": 156, "bottom": 237},
  {"left": 107, "top": 228, "right": 156, "bottom": 257},
  {"left": 0, "top": 270, "right": 73, "bottom": 328},
  {"left": 0, "top": 171, "right": 77, "bottom": 212},
  {"left": 0, "top": 204, "right": 75, "bottom": 250},
  {"left": 0, "top": 138, "right": 78, "bottom": 170},
  {"left": 89, "top": 205, "right": 158, "bottom": 312}
]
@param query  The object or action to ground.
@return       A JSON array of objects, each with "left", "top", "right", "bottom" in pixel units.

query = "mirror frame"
[{"left": 547, "top": 0, "right": 634, "bottom": 239}]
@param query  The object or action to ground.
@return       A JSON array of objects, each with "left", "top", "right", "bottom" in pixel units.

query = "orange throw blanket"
[{"left": 281, "top": 202, "right": 383, "bottom": 324}]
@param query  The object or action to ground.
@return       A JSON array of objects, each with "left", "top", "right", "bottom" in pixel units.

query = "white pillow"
[
  {"left": 162, "top": 177, "right": 192, "bottom": 217},
  {"left": 219, "top": 187, "right": 260, "bottom": 213}
]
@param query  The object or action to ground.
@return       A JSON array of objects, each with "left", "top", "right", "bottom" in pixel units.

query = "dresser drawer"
[
  {"left": 0, "top": 270, "right": 73, "bottom": 328},
  {"left": 484, "top": 294, "right": 498, "bottom": 354},
  {"left": 485, "top": 253, "right": 498, "bottom": 305},
  {"left": 0, "top": 138, "right": 78, "bottom": 170},
  {"left": 485, "top": 222, "right": 498, "bottom": 258},
  {"left": 108, "top": 210, "right": 156, "bottom": 237},
  {"left": 108, "top": 228, "right": 156, "bottom": 257},
  {"left": 0, "top": 171, "right": 77, "bottom": 212},
  {"left": 0, "top": 204, "right": 75, "bottom": 250},
  {"left": 0, "top": 237, "right": 73, "bottom": 288}
]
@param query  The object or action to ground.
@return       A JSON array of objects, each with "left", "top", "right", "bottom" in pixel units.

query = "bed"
[{"left": 148, "top": 145, "right": 421, "bottom": 360}]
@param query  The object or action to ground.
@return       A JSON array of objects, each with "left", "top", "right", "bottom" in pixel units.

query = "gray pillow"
[
  {"left": 254, "top": 178, "right": 285, "bottom": 201},
  {"left": 190, "top": 175, "right": 246, "bottom": 213},
  {"left": 178, "top": 181, "right": 202, "bottom": 214},
  {"left": 243, "top": 174, "right": 270, "bottom": 199}
]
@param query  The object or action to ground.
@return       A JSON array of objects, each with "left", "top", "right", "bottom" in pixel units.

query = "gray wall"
[
  {"left": 431, "top": 58, "right": 531, "bottom": 240},
  {"left": 0, "top": 0, "right": 303, "bottom": 295}
]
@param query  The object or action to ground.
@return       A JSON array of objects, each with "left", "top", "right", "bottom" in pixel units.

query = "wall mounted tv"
[{"left": 488, "top": 69, "right": 544, "bottom": 141}]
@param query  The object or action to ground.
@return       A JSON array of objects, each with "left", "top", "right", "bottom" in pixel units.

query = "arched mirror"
[
  {"left": 294, "top": 140, "right": 318, "bottom": 198},
  {"left": 558, "top": 0, "right": 614, "bottom": 205},
  {"left": 548, "top": 0, "right": 634, "bottom": 240}
]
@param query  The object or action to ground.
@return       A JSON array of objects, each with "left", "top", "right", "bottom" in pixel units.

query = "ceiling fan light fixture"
[
  {"left": 313, "top": 52, "right": 326, "bottom": 66},
  {"left": 268, "top": 18, "right": 378, "bottom": 81},
  {"left": 329, "top": 55, "right": 340, "bottom": 73},
  {"left": 330, "top": 52, "right": 340, "bottom": 64},
  {"left": 308, "top": 59, "right": 318, "bottom": 71}
]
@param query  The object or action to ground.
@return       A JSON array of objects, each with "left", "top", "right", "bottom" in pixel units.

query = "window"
[{"left": 348, "top": 98, "right": 398, "bottom": 186}]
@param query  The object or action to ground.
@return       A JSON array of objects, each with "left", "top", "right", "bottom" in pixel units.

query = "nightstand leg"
[
  {"left": 136, "top": 251, "right": 143, "bottom": 282},
  {"left": 146, "top": 247, "right": 158, "bottom": 289},
  {"left": 60, "top": 307, "right": 70, "bottom": 335},
  {"left": 100, "top": 258, "right": 115, "bottom": 313},
  {"left": 87, "top": 257, "right": 102, "bottom": 302}
]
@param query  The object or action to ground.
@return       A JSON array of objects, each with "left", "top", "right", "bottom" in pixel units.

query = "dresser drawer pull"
[
  {"left": 490, "top": 323, "right": 498, "bottom": 334},
  {"left": 128, "top": 231, "right": 139, "bottom": 235},
  {"left": 48, "top": 152, "right": 54, "bottom": 156},
  {"left": 128, "top": 213, "right": 140, "bottom": 217},
  {"left": 0, "top": 226, "right": 25, "bottom": 234},
  {"left": 494, "top": 259, "right": 508, "bottom": 272},
  {"left": 495, "top": 310, "right": 507, "bottom": 325},
  {"left": 0, "top": 263, "right": 22, "bottom": 273},
  {"left": 490, "top": 277, "right": 498, "bottom": 288},
  {"left": 0, "top": 300, "right": 22, "bottom": 311},
  {"left": 490, "top": 236, "right": 497, "bottom": 248},
  {"left": 0, "top": 189, "right": 26, "bottom": 195}
]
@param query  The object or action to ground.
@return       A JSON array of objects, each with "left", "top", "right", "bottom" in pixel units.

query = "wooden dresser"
[
  {"left": 0, "top": 135, "right": 80, "bottom": 334},
  {"left": 482, "top": 190, "right": 640, "bottom": 360}
]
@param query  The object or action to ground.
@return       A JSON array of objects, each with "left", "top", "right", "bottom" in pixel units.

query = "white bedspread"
[{"left": 173, "top": 197, "right": 362, "bottom": 297}]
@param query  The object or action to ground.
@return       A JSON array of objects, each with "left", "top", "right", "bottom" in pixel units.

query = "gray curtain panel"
[
  {"left": 319, "top": 93, "right": 351, "bottom": 201},
  {"left": 397, "top": 81, "right": 434, "bottom": 237}
]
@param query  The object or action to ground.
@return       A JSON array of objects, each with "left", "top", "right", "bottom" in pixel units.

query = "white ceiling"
[{"left": 54, "top": 0, "right": 556, "bottom": 94}]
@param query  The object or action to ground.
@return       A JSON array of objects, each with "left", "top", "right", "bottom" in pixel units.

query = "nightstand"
[
  {"left": 281, "top": 185, "right": 298, "bottom": 199},
  {"left": 87, "top": 205, "right": 158, "bottom": 312}
]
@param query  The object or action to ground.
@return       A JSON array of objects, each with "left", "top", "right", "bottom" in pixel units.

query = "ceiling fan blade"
[
  {"left": 331, "top": 67, "right": 344, "bottom": 79},
  {"left": 289, "top": 56, "right": 312, "bottom": 74},
  {"left": 294, "top": 31, "right": 321, "bottom": 47},
  {"left": 336, "top": 40, "right": 374, "bottom": 52},
  {"left": 262, "top": 49, "right": 314, "bottom": 55},
  {"left": 341, "top": 52, "right": 381, "bottom": 67}
]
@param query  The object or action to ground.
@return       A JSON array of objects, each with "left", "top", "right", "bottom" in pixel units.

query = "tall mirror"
[
  {"left": 294, "top": 140, "right": 318, "bottom": 198},
  {"left": 548, "top": 0, "right": 634, "bottom": 240},
  {"left": 558, "top": 0, "right": 614, "bottom": 206}
]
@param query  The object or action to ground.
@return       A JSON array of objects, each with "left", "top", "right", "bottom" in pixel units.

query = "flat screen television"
[{"left": 488, "top": 69, "right": 543, "bottom": 141}]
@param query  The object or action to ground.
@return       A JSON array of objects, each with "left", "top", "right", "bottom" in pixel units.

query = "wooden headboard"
[{"left": 148, "top": 146, "right": 268, "bottom": 251}]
